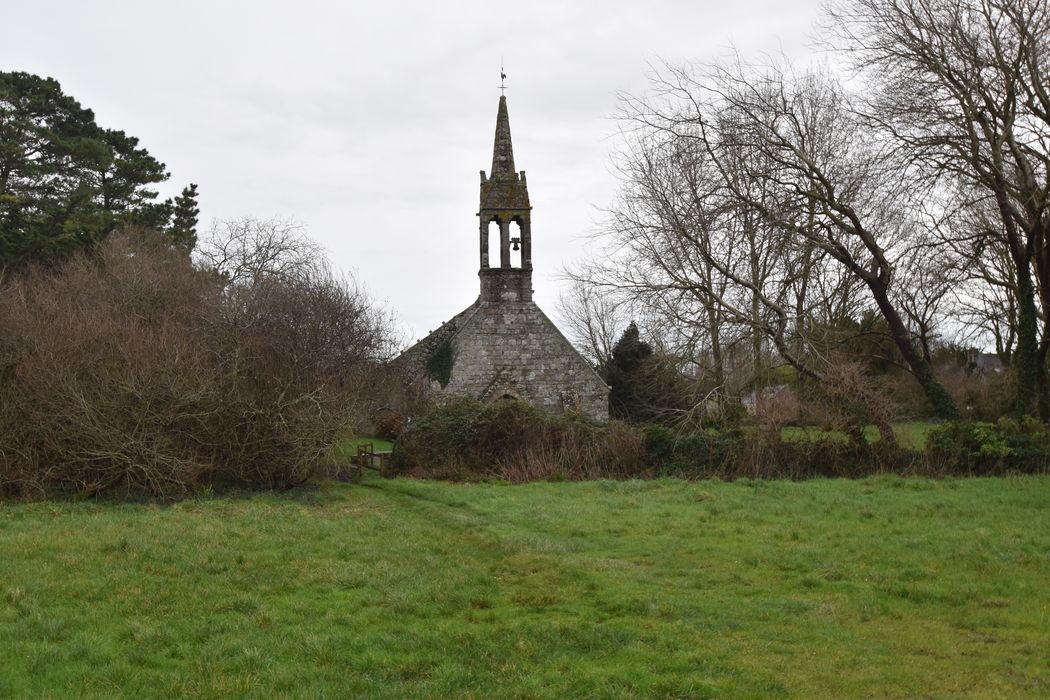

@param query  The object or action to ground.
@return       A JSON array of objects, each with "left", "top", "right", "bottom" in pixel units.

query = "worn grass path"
[{"left": 1, "top": 476, "right": 1047, "bottom": 698}]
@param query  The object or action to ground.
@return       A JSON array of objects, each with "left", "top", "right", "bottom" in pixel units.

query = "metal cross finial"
[{"left": 500, "top": 58, "right": 507, "bottom": 95}]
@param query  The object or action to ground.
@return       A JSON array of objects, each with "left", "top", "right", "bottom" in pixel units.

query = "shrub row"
[
  {"left": 389, "top": 399, "right": 647, "bottom": 481},
  {"left": 924, "top": 418, "right": 1050, "bottom": 475},
  {"left": 392, "top": 402, "right": 1050, "bottom": 481},
  {"left": 641, "top": 425, "right": 915, "bottom": 479}
]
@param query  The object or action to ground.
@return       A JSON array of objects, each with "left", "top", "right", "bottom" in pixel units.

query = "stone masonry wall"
[{"left": 439, "top": 300, "right": 609, "bottom": 421}]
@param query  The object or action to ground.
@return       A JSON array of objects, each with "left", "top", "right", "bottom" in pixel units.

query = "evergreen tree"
[
  {"left": 1, "top": 72, "right": 95, "bottom": 262},
  {"left": 603, "top": 321, "right": 692, "bottom": 422},
  {"left": 603, "top": 322, "right": 654, "bottom": 421},
  {"left": 0, "top": 71, "right": 178, "bottom": 265},
  {"left": 168, "top": 183, "right": 199, "bottom": 252},
  {"left": 91, "top": 128, "right": 170, "bottom": 225}
]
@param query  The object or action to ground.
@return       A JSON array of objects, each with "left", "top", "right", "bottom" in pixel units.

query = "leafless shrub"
[
  {"left": 202, "top": 217, "right": 401, "bottom": 425},
  {"left": 495, "top": 420, "right": 648, "bottom": 482},
  {"left": 196, "top": 217, "right": 323, "bottom": 289},
  {"left": 0, "top": 227, "right": 395, "bottom": 499},
  {"left": 752, "top": 385, "right": 802, "bottom": 432},
  {"left": 817, "top": 361, "right": 899, "bottom": 447},
  {"left": 372, "top": 408, "right": 406, "bottom": 441},
  {"left": 937, "top": 364, "right": 1015, "bottom": 422}
]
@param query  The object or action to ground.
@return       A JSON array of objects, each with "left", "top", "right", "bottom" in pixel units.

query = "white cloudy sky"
[{"left": 3, "top": 0, "right": 825, "bottom": 341}]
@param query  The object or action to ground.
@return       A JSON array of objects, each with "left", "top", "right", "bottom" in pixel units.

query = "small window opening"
[
  {"left": 486, "top": 219, "right": 500, "bottom": 269},
  {"left": 509, "top": 219, "right": 524, "bottom": 268}
]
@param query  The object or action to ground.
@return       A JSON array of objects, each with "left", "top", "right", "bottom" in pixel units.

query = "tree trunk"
[
  {"left": 705, "top": 302, "right": 726, "bottom": 393},
  {"left": 1038, "top": 341, "right": 1050, "bottom": 421},
  {"left": 1008, "top": 241, "right": 1040, "bottom": 417},
  {"left": 1033, "top": 225, "right": 1050, "bottom": 421},
  {"left": 867, "top": 278, "right": 959, "bottom": 419}
]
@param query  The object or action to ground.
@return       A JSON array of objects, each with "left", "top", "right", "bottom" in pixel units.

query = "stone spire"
[
  {"left": 490, "top": 95, "right": 516, "bottom": 178},
  {"left": 478, "top": 94, "right": 532, "bottom": 302}
]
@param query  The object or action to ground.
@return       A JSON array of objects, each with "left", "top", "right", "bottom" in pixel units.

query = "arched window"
[
  {"left": 509, "top": 218, "right": 524, "bottom": 268},
  {"left": 486, "top": 218, "right": 500, "bottom": 269}
]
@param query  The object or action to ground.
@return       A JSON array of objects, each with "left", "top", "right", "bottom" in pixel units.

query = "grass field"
[
  {"left": 1, "top": 475, "right": 1047, "bottom": 698},
  {"left": 780, "top": 421, "right": 934, "bottom": 450}
]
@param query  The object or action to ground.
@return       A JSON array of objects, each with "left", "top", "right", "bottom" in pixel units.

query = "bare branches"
[
  {"left": 556, "top": 278, "right": 632, "bottom": 367},
  {"left": 585, "top": 53, "right": 961, "bottom": 417},
  {"left": 827, "top": 0, "right": 1050, "bottom": 415},
  {"left": 0, "top": 226, "right": 399, "bottom": 498},
  {"left": 196, "top": 217, "right": 323, "bottom": 289}
]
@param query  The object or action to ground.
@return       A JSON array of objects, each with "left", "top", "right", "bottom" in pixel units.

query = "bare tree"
[
  {"left": 196, "top": 215, "right": 402, "bottom": 430},
  {"left": 828, "top": 0, "right": 1050, "bottom": 415},
  {"left": 196, "top": 217, "right": 323, "bottom": 289},
  {"left": 556, "top": 277, "right": 632, "bottom": 366},
  {"left": 571, "top": 124, "right": 741, "bottom": 409},
  {"left": 894, "top": 243, "right": 960, "bottom": 363},
  {"left": 943, "top": 196, "right": 1024, "bottom": 363},
  {"left": 586, "top": 58, "right": 958, "bottom": 429}
]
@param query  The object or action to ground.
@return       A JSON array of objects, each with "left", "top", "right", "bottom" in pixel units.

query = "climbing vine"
[{"left": 425, "top": 339, "right": 455, "bottom": 388}]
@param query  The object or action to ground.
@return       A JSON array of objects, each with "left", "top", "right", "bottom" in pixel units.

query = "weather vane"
[{"left": 500, "top": 58, "right": 507, "bottom": 95}]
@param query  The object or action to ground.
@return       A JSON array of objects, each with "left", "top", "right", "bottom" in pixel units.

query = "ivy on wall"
[{"left": 426, "top": 340, "right": 455, "bottom": 388}]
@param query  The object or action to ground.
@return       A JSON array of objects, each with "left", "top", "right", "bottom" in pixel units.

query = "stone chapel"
[{"left": 396, "top": 95, "right": 609, "bottom": 421}]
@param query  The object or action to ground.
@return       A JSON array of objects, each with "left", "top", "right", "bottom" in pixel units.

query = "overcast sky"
[{"left": 3, "top": 0, "right": 825, "bottom": 341}]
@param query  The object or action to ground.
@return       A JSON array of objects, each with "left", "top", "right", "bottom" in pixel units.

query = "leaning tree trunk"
[{"left": 867, "top": 279, "right": 959, "bottom": 419}]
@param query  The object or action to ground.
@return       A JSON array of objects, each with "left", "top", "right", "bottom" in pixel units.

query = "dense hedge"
[
  {"left": 389, "top": 399, "right": 648, "bottom": 481},
  {"left": 925, "top": 418, "right": 1050, "bottom": 475},
  {"left": 393, "top": 402, "right": 1050, "bottom": 481}
]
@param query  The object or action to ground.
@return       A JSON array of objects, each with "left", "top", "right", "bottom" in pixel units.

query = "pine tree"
[
  {"left": 603, "top": 322, "right": 654, "bottom": 421},
  {"left": 0, "top": 71, "right": 179, "bottom": 265},
  {"left": 169, "top": 183, "right": 199, "bottom": 252}
]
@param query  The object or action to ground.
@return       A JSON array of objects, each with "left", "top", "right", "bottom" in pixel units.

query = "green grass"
[
  {"left": 326, "top": 436, "right": 394, "bottom": 465},
  {"left": 1, "top": 475, "right": 1047, "bottom": 697},
  {"left": 781, "top": 420, "right": 935, "bottom": 450}
]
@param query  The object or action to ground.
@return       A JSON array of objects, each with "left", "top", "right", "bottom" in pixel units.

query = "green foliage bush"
[
  {"left": 643, "top": 424, "right": 746, "bottom": 475},
  {"left": 925, "top": 418, "right": 1050, "bottom": 475}
]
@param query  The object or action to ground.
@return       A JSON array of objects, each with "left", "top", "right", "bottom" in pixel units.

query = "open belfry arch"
[
  {"left": 479, "top": 95, "right": 532, "bottom": 293},
  {"left": 395, "top": 93, "right": 610, "bottom": 421}
]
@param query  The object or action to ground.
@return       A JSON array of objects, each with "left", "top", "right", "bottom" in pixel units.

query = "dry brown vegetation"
[
  {"left": 389, "top": 399, "right": 649, "bottom": 481},
  {"left": 0, "top": 226, "right": 394, "bottom": 498}
]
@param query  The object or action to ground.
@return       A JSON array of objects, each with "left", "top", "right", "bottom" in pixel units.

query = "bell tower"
[
  {"left": 478, "top": 95, "right": 533, "bottom": 302},
  {"left": 392, "top": 87, "right": 611, "bottom": 421}
]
